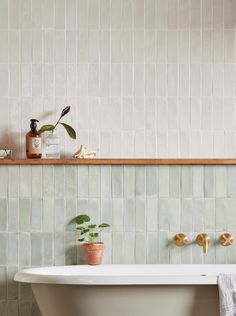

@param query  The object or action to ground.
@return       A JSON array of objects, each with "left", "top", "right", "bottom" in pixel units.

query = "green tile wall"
[{"left": 1, "top": 165, "right": 236, "bottom": 315}]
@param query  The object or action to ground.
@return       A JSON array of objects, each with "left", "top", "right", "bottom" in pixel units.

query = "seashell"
[{"left": 73, "top": 145, "right": 96, "bottom": 159}]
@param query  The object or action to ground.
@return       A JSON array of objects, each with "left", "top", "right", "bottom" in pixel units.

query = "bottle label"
[{"left": 30, "top": 137, "right": 42, "bottom": 154}]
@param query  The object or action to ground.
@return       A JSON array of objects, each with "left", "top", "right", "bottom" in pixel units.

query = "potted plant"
[{"left": 75, "top": 214, "right": 110, "bottom": 265}]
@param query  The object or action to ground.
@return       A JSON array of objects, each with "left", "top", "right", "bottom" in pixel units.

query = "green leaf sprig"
[
  {"left": 39, "top": 106, "right": 76, "bottom": 139},
  {"left": 75, "top": 214, "right": 110, "bottom": 243}
]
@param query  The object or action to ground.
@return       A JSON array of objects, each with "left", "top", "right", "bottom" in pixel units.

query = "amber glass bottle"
[{"left": 26, "top": 119, "right": 42, "bottom": 159}]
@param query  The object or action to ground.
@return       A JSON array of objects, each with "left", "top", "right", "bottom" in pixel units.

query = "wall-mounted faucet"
[
  {"left": 173, "top": 232, "right": 234, "bottom": 254},
  {"left": 219, "top": 233, "right": 234, "bottom": 247},
  {"left": 173, "top": 233, "right": 188, "bottom": 247},
  {"left": 196, "top": 233, "right": 210, "bottom": 254}
]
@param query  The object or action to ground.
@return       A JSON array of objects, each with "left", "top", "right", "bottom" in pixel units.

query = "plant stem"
[{"left": 53, "top": 115, "right": 62, "bottom": 131}]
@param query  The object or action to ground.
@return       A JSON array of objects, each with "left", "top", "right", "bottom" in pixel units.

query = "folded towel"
[{"left": 218, "top": 274, "right": 236, "bottom": 316}]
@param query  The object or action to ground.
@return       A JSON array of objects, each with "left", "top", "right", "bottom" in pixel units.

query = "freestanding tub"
[{"left": 14, "top": 264, "right": 236, "bottom": 316}]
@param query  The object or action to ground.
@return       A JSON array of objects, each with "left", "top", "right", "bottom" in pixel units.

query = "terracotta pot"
[{"left": 83, "top": 242, "right": 104, "bottom": 265}]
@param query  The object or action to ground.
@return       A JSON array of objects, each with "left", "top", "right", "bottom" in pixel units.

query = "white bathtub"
[{"left": 15, "top": 264, "right": 236, "bottom": 316}]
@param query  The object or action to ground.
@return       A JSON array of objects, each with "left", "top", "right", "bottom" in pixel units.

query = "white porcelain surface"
[{"left": 14, "top": 264, "right": 236, "bottom": 285}]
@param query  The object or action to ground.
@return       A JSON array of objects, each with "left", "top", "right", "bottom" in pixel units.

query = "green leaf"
[
  {"left": 78, "top": 238, "right": 85, "bottom": 242},
  {"left": 81, "top": 228, "right": 89, "bottom": 235},
  {"left": 88, "top": 224, "right": 96, "bottom": 229},
  {"left": 98, "top": 223, "right": 110, "bottom": 228},
  {"left": 38, "top": 124, "right": 55, "bottom": 134},
  {"left": 77, "top": 226, "right": 85, "bottom": 231},
  {"left": 89, "top": 233, "right": 98, "bottom": 238},
  {"left": 75, "top": 214, "right": 90, "bottom": 225},
  {"left": 59, "top": 122, "right": 76, "bottom": 139}
]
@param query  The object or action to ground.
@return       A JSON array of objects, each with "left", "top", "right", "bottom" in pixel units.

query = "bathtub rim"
[{"left": 14, "top": 264, "right": 236, "bottom": 285}]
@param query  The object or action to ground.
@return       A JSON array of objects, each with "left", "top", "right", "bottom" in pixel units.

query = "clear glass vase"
[{"left": 44, "top": 131, "right": 60, "bottom": 159}]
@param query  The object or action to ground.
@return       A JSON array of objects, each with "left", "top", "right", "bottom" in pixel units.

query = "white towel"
[{"left": 218, "top": 274, "right": 236, "bottom": 316}]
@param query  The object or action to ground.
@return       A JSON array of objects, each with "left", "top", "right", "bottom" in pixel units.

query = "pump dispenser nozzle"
[{"left": 30, "top": 119, "right": 39, "bottom": 132}]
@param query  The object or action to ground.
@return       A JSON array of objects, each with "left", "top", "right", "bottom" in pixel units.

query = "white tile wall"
[{"left": 1, "top": 0, "right": 236, "bottom": 157}]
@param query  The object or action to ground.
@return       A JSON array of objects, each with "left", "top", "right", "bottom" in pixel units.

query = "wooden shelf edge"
[{"left": 0, "top": 158, "right": 236, "bottom": 165}]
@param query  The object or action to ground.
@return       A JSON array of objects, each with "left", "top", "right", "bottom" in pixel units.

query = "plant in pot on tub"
[{"left": 75, "top": 214, "right": 110, "bottom": 265}]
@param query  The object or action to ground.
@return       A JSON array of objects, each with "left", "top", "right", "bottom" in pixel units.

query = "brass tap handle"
[
  {"left": 173, "top": 233, "right": 188, "bottom": 247},
  {"left": 219, "top": 233, "right": 234, "bottom": 247},
  {"left": 196, "top": 233, "right": 210, "bottom": 254}
]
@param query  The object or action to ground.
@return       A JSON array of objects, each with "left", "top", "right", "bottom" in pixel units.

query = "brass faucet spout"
[{"left": 196, "top": 233, "right": 210, "bottom": 254}]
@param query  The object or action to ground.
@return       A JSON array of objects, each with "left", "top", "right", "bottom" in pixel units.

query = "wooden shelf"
[{"left": 0, "top": 158, "right": 236, "bottom": 165}]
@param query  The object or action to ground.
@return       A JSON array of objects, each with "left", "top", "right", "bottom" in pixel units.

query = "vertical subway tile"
[
  {"left": 8, "top": 198, "right": 19, "bottom": 232},
  {"left": 146, "top": 198, "right": 158, "bottom": 232},
  {"left": 135, "top": 232, "right": 146, "bottom": 264},
  {"left": 78, "top": 166, "right": 88, "bottom": 197},
  {"left": 181, "top": 166, "right": 193, "bottom": 197},
  {"left": 112, "top": 199, "right": 123, "bottom": 231},
  {"left": 112, "top": 232, "right": 123, "bottom": 263},
  {"left": 19, "top": 198, "right": 31, "bottom": 232},
  {"left": 216, "top": 198, "right": 228, "bottom": 231},
  {"left": 215, "top": 166, "right": 227, "bottom": 197},
  {"left": 158, "top": 198, "right": 169, "bottom": 230},
  {"left": 19, "top": 233, "right": 31, "bottom": 266},
  {"left": 31, "top": 233, "right": 43, "bottom": 266},
  {"left": 101, "top": 199, "right": 112, "bottom": 230},
  {"left": 124, "top": 166, "right": 135, "bottom": 198},
  {"left": 135, "top": 166, "right": 146, "bottom": 197},
  {"left": 43, "top": 233, "right": 53, "bottom": 266},
  {"left": 88, "top": 166, "right": 101, "bottom": 197},
  {"left": 158, "top": 166, "right": 169, "bottom": 197},
  {"left": 169, "top": 166, "right": 180, "bottom": 197},
  {"left": 168, "top": 199, "right": 181, "bottom": 231},
  {"left": 181, "top": 199, "right": 193, "bottom": 232},
  {"left": 88, "top": 198, "right": 100, "bottom": 224},
  {"left": 42, "top": 198, "right": 54, "bottom": 232},
  {"left": 123, "top": 232, "right": 135, "bottom": 264},
  {"left": 204, "top": 166, "right": 215, "bottom": 197},
  {"left": 193, "top": 199, "right": 204, "bottom": 232},
  {"left": 65, "top": 166, "right": 78, "bottom": 198},
  {"left": 124, "top": 198, "right": 135, "bottom": 232},
  {"left": 0, "top": 199, "right": 7, "bottom": 231},
  {"left": 54, "top": 198, "right": 65, "bottom": 232},
  {"left": 135, "top": 199, "right": 146, "bottom": 232},
  {"left": 227, "top": 199, "right": 236, "bottom": 231},
  {"left": 227, "top": 166, "right": 236, "bottom": 197},
  {"left": 19, "top": 166, "right": 31, "bottom": 197},
  {"left": 43, "top": 166, "right": 54, "bottom": 197},
  {"left": 170, "top": 239, "right": 181, "bottom": 264},
  {"left": 159, "top": 231, "right": 169, "bottom": 264},
  {"left": 54, "top": 165, "right": 65, "bottom": 198},
  {"left": 54, "top": 232, "right": 65, "bottom": 266},
  {"left": 7, "top": 233, "right": 18, "bottom": 265},
  {"left": 111, "top": 166, "right": 123, "bottom": 197},
  {"left": 32, "top": 166, "right": 42, "bottom": 198},
  {"left": 65, "top": 231, "right": 77, "bottom": 265},
  {"left": 146, "top": 166, "right": 158, "bottom": 197},
  {"left": 101, "top": 166, "right": 111, "bottom": 197},
  {"left": 147, "top": 232, "right": 158, "bottom": 264},
  {"left": 100, "top": 231, "right": 112, "bottom": 264},
  {"left": 0, "top": 166, "right": 8, "bottom": 197},
  {"left": 65, "top": 198, "right": 77, "bottom": 231},
  {"left": 8, "top": 166, "right": 19, "bottom": 197},
  {"left": 204, "top": 198, "right": 215, "bottom": 232},
  {"left": 193, "top": 166, "right": 204, "bottom": 197},
  {"left": 31, "top": 199, "right": 42, "bottom": 232}
]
